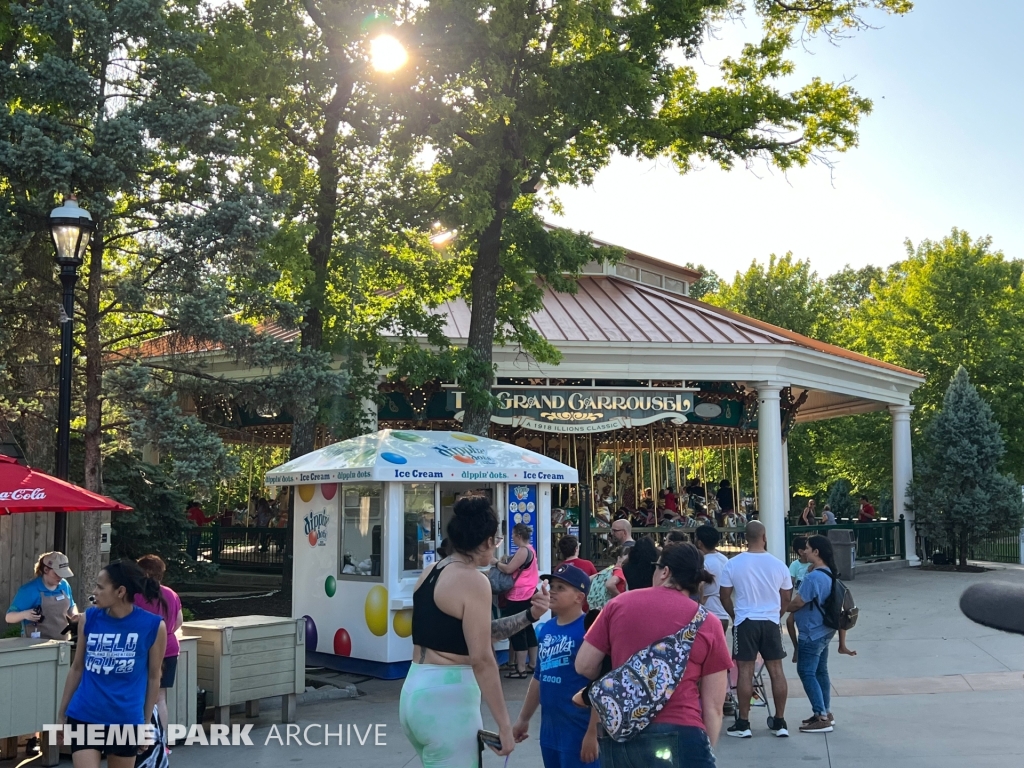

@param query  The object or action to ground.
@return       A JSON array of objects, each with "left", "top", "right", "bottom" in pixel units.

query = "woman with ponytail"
[
  {"left": 135, "top": 555, "right": 182, "bottom": 729},
  {"left": 785, "top": 535, "right": 843, "bottom": 733},
  {"left": 575, "top": 542, "right": 732, "bottom": 766},
  {"left": 58, "top": 560, "right": 167, "bottom": 768}
]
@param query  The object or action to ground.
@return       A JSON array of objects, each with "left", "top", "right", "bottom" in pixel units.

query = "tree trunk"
[
  {"left": 81, "top": 219, "right": 104, "bottom": 582},
  {"left": 284, "top": 72, "right": 349, "bottom": 588},
  {"left": 461, "top": 169, "right": 515, "bottom": 437},
  {"left": 958, "top": 528, "right": 969, "bottom": 568}
]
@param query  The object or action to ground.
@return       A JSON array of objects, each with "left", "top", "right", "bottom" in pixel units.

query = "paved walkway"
[{"left": 9, "top": 564, "right": 1020, "bottom": 768}]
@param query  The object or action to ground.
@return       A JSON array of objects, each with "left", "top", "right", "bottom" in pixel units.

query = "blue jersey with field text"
[{"left": 67, "top": 606, "right": 162, "bottom": 726}]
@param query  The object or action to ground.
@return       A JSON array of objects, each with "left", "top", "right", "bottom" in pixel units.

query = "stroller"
[{"left": 728, "top": 656, "right": 774, "bottom": 727}]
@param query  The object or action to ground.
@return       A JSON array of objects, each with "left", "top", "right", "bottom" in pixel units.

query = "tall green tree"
[
  {"left": 412, "top": 0, "right": 911, "bottom": 434},
  {"left": 0, "top": 0, "right": 319, "bottom": 582},
  {"left": 847, "top": 229, "right": 1024, "bottom": 474},
  {"left": 908, "top": 367, "right": 1024, "bottom": 566},
  {"left": 199, "top": 0, "right": 459, "bottom": 457},
  {"left": 704, "top": 252, "right": 828, "bottom": 338},
  {"left": 684, "top": 263, "right": 722, "bottom": 301}
]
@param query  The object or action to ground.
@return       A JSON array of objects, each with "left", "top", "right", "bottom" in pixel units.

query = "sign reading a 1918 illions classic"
[{"left": 446, "top": 387, "right": 694, "bottom": 434}]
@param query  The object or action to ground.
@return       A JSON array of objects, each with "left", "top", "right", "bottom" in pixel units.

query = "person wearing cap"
[
  {"left": 512, "top": 563, "right": 600, "bottom": 768},
  {"left": 5, "top": 551, "right": 79, "bottom": 639}
]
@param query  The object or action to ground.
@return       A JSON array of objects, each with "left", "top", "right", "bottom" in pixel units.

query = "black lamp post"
[{"left": 49, "top": 196, "right": 94, "bottom": 552}]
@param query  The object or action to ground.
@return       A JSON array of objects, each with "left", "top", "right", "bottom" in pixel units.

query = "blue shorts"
[{"left": 542, "top": 744, "right": 600, "bottom": 768}]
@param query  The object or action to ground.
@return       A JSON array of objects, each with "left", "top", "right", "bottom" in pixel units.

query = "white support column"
[
  {"left": 890, "top": 405, "right": 919, "bottom": 566},
  {"left": 756, "top": 383, "right": 787, "bottom": 562},
  {"left": 781, "top": 439, "right": 791, "bottom": 518}
]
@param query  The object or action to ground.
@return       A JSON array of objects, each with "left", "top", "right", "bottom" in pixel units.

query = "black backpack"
[{"left": 817, "top": 571, "right": 859, "bottom": 632}]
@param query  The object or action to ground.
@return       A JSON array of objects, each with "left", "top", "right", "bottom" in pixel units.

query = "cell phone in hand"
[{"left": 478, "top": 729, "right": 502, "bottom": 752}]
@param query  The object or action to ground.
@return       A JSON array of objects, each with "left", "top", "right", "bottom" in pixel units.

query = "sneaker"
[
  {"left": 768, "top": 717, "right": 789, "bottom": 737},
  {"left": 799, "top": 716, "right": 834, "bottom": 733},
  {"left": 727, "top": 719, "right": 752, "bottom": 738},
  {"left": 25, "top": 738, "right": 40, "bottom": 756},
  {"left": 803, "top": 713, "right": 835, "bottom": 726}
]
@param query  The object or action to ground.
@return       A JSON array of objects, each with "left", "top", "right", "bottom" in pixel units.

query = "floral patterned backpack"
[{"left": 588, "top": 605, "right": 708, "bottom": 742}]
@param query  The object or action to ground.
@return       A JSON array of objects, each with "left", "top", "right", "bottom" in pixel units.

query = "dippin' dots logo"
[{"left": 304, "top": 509, "right": 329, "bottom": 548}]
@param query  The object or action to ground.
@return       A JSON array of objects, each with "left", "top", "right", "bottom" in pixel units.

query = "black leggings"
[{"left": 502, "top": 598, "right": 538, "bottom": 652}]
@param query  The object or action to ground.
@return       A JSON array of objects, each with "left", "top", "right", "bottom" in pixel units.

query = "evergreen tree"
[{"left": 908, "top": 368, "right": 1024, "bottom": 566}]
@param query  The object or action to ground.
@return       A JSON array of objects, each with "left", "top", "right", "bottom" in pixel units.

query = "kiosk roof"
[{"left": 264, "top": 429, "right": 579, "bottom": 485}]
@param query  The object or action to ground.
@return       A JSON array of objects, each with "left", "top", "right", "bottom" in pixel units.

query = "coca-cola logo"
[{"left": 0, "top": 488, "right": 46, "bottom": 501}]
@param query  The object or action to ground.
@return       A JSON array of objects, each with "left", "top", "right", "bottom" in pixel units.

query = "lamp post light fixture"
[{"left": 49, "top": 195, "right": 94, "bottom": 551}]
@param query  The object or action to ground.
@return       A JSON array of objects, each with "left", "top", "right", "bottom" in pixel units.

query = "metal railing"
[
  {"left": 926, "top": 531, "right": 1022, "bottom": 564},
  {"left": 786, "top": 520, "right": 906, "bottom": 562},
  {"left": 185, "top": 525, "right": 287, "bottom": 572},
  {"left": 553, "top": 525, "right": 749, "bottom": 567},
  {"left": 554, "top": 519, "right": 907, "bottom": 568}
]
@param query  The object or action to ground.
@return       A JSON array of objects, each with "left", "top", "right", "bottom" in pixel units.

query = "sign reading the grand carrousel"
[{"left": 446, "top": 388, "right": 694, "bottom": 434}]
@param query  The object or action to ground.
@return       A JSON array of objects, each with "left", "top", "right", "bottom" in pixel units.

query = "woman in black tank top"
[{"left": 401, "top": 495, "right": 516, "bottom": 764}]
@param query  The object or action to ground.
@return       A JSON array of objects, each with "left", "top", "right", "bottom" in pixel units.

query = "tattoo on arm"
[{"left": 491, "top": 610, "right": 534, "bottom": 641}]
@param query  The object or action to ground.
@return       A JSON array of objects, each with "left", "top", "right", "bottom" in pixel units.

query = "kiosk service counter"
[{"left": 264, "top": 429, "right": 578, "bottom": 678}]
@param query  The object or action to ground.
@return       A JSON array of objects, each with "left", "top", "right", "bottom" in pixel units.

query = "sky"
[{"left": 552, "top": 0, "right": 1024, "bottom": 280}]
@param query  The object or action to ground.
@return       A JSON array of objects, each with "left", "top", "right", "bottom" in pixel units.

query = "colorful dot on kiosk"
[
  {"left": 333, "top": 628, "right": 351, "bottom": 656},
  {"left": 365, "top": 585, "right": 389, "bottom": 637},
  {"left": 450, "top": 432, "right": 478, "bottom": 442},
  {"left": 298, "top": 484, "right": 316, "bottom": 503},
  {"left": 392, "top": 609, "right": 413, "bottom": 638},
  {"left": 521, "top": 454, "right": 541, "bottom": 464},
  {"left": 325, "top": 575, "right": 337, "bottom": 597},
  {"left": 308, "top": 530, "right": 318, "bottom": 546},
  {"left": 381, "top": 452, "right": 407, "bottom": 465},
  {"left": 392, "top": 431, "right": 423, "bottom": 442},
  {"left": 453, "top": 454, "right": 475, "bottom": 464},
  {"left": 303, "top": 616, "right": 318, "bottom": 650},
  {"left": 321, "top": 483, "right": 338, "bottom": 501}
]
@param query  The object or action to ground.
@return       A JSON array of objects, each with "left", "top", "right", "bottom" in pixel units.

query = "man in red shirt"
[
  {"left": 187, "top": 500, "right": 213, "bottom": 526},
  {"left": 186, "top": 501, "right": 212, "bottom": 560},
  {"left": 858, "top": 496, "right": 876, "bottom": 523}
]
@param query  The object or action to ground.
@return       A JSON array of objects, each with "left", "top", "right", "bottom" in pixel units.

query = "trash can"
[{"left": 827, "top": 528, "right": 856, "bottom": 580}]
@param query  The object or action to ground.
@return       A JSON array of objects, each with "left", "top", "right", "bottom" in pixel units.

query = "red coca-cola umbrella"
[{"left": 0, "top": 454, "right": 132, "bottom": 514}]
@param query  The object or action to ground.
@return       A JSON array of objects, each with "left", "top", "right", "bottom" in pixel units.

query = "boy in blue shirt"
[{"left": 513, "top": 562, "right": 599, "bottom": 768}]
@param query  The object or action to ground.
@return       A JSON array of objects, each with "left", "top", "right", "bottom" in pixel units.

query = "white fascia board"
[{"left": 491, "top": 341, "right": 921, "bottom": 407}]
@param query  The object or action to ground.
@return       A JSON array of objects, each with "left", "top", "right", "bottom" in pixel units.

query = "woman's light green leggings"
[{"left": 400, "top": 663, "right": 483, "bottom": 768}]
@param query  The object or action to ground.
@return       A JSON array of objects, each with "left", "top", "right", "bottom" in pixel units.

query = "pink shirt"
[
  {"left": 134, "top": 585, "right": 181, "bottom": 658},
  {"left": 506, "top": 545, "right": 539, "bottom": 602},
  {"left": 585, "top": 586, "right": 732, "bottom": 730}
]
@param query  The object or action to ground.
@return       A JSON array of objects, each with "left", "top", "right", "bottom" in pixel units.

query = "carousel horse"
[{"left": 593, "top": 474, "right": 614, "bottom": 504}]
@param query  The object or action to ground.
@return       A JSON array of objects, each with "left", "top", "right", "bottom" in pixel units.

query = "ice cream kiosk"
[{"left": 264, "top": 429, "right": 578, "bottom": 679}]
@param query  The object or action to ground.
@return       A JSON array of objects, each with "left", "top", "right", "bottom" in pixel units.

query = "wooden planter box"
[
  {"left": 165, "top": 635, "right": 199, "bottom": 728},
  {"left": 0, "top": 638, "right": 70, "bottom": 767},
  {"left": 182, "top": 616, "right": 304, "bottom": 725}
]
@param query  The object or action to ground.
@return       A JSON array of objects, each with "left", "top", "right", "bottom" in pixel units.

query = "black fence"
[
  {"left": 925, "top": 531, "right": 1022, "bottom": 564},
  {"left": 185, "top": 525, "right": 287, "bottom": 572},
  {"left": 787, "top": 521, "right": 906, "bottom": 562}
]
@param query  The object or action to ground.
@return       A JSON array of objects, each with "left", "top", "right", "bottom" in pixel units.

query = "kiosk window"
[
  {"left": 340, "top": 483, "right": 382, "bottom": 581},
  {"left": 403, "top": 483, "right": 437, "bottom": 574}
]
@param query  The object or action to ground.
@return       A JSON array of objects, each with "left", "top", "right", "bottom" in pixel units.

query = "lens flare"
[{"left": 370, "top": 34, "right": 408, "bottom": 73}]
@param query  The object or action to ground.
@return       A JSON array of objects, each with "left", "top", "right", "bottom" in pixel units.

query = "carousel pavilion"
[{"left": 138, "top": 243, "right": 924, "bottom": 565}]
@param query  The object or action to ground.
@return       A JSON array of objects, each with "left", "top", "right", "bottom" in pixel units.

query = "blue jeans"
[
  {"left": 599, "top": 724, "right": 715, "bottom": 768},
  {"left": 797, "top": 632, "right": 835, "bottom": 716}
]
